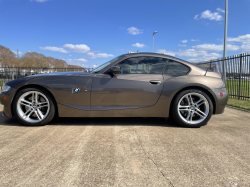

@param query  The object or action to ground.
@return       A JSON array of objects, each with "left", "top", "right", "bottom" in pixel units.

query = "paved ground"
[{"left": 0, "top": 107, "right": 250, "bottom": 187}]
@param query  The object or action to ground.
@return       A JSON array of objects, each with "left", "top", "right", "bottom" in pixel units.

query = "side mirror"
[{"left": 110, "top": 66, "right": 120, "bottom": 74}]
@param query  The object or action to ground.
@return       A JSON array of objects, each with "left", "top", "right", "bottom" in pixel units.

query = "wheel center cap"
[
  {"left": 33, "top": 105, "right": 36, "bottom": 108},
  {"left": 191, "top": 106, "right": 194, "bottom": 110}
]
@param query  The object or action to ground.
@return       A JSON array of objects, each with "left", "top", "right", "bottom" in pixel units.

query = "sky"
[{"left": 0, "top": 0, "right": 250, "bottom": 68}]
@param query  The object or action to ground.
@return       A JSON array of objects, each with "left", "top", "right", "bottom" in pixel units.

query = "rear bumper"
[{"left": 210, "top": 88, "right": 228, "bottom": 114}]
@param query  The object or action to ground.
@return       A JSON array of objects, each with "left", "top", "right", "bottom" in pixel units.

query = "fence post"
[{"left": 238, "top": 54, "right": 243, "bottom": 100}]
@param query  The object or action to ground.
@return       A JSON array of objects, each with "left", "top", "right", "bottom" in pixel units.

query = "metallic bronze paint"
[{"left": 0, "top": 53, "right": 228, "bottom": 118}]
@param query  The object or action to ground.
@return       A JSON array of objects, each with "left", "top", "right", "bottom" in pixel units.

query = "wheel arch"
[
  {"left": 169, "top": 86, "right": 216, "bottom": 116},
  {"left": 11, "top": 84, "right": 58, "bottom": 117}
]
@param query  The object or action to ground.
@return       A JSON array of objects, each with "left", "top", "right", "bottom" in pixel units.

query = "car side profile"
[{"left": 0, "top": 52, "right": 228, "bottom": 127}]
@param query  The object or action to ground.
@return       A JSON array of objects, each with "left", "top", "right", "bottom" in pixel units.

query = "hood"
[
  {"left": 5, "top": 71, "right": 93, "bottom": 88},
  {"left": 28, "top": 71, "right": 91, "bottom": 77}
]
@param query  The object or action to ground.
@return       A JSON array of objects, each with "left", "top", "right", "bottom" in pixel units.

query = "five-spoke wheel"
[
  {"left": 13, "top": 88, "right": 55, "bottom": 126},
  {"left": 178, "top": 93, "right": 209, "bottom": 125},
  {"left": 171, "top": 89, "right": 213, "bottom": 127}
]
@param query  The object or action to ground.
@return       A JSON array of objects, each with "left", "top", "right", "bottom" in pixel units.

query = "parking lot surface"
[{"left": 0, "top": 107, "right": 249, "bottom": 187}]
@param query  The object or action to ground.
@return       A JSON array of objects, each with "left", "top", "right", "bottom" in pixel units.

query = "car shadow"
[{"left": 0, "top": 112, "right": 189, "bottom": 128}]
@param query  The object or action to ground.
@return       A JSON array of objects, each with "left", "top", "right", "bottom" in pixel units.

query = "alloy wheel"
[
  {"left": 17, "top": 91, "right": 50, "bottom": 123},
  {"left": 177, "top": 92, "right": 209, "bottom": 125}
]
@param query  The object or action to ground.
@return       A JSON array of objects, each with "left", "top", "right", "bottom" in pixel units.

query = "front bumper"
[{"left": 0, "top": 92, "right": 13, "bottom": 117}]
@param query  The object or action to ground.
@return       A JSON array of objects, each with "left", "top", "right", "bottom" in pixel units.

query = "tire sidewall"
[
  {"left": 171, "top": 89, "right": 213, "bottom": 128},
  {"left": 13, "top": 87, "right": 55, "bottom": 126}
]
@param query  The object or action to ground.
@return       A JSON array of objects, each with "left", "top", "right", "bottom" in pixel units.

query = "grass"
[
  {"left": 227, "top": 98, "right": 250, "bottom": 111},
  {"left": 226, "top": 80, "right": 250, "bottom": 97},
  {"left": 0, "top": 79, "right": 12, "bottom": 88},
  {"left": 226, "top": 80, "right": 250, "bottom": 110}
]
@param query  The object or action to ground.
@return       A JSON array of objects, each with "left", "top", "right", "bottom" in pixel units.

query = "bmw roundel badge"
[{"left": 74, "top": 87, "right": 80, "bottom": 93}]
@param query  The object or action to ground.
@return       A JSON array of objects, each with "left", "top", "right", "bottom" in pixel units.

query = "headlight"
[{"left": 2, "top": 84, "right": 11, "bottom": 92}]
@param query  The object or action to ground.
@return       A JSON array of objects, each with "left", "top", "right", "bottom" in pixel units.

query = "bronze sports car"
[{"left": 0, "top": 53, "right": 228, "bottom": 127}]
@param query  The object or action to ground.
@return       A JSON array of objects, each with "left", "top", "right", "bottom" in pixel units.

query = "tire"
[
  {"left": 171, "top": 89, "right": 213, "bottom": 128},
  {"left": 13, "top": 87, "right": 56, "bottom": 126}
]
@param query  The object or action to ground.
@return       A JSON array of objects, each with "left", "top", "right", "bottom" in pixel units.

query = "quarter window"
[
  {"left": 164, "top": 60, "right": 190, "bottom": 76},
  {"left": 117, "top": 56, "right": 167, "bottom": 74}
]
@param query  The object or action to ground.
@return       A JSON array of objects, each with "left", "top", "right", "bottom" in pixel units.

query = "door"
[{"left": 91, "top": 56, "right": 167, "bottom": 110}]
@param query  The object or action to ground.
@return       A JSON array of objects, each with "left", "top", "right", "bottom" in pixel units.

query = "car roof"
[
  {"left": 122, "top": 52, "right": 189, "bottom": 64},
  {"left": 121, "top": 52, "right": 206, "bottom": 73}
]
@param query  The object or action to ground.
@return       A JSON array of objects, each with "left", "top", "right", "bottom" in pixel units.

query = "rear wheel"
[
  {"left": 13, "top": 88, "right": 55, "bottom": 126},
  {"left": 171, "top": 89, "right": 213, "bottom": 128}
]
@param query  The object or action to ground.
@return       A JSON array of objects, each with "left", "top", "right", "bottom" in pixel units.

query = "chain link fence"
[{"left": 196, "top": 53, "right": 250, "bottom": 100}]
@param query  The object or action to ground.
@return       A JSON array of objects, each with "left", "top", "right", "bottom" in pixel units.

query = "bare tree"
[
  {"left": 0, "top": 45, "right": 17, "bottom": 67},
  {"left": 21, "top": 52, "right": 52, "bottom": 68},
  {"left": 67, "top": 65, "right": 86, "bottom": 71},
  {"left": 1, "top": 46, "right": 88, "bottom": 69}
]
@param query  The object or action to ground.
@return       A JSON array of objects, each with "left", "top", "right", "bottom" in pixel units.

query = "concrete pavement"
[{"left": 0, "top": 107, "right": 249, "bottom": 186}]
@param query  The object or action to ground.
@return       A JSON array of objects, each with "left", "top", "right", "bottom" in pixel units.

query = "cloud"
[
  {"left": 87, "top": 52, "right": 114, "bottom": 59},
  {"left": 182, "top": 40, "right": 188, "bottom": 43},
  {"left": 192, "top": 42, "right": 250, "bottom": 51},
  {"left": 228, "top": 34, "right": 250, "bottom": 44},
  {"left": 63, "top": 44, "right": 90, "bottom": 53},
  {"left": 127, "top": 27, "right": 143, "bottom": 35},
  {"left": 40, "top": 46, "right": 69, "bottom": 53},
  {"left": 191, "top": 39, "right": 199, "bottom": 42},
  {"left": 200, "top": 10, "right": 223, "bottom": 21},
  {"left": 12, "top": 50, "right": 22, "bottom": 55},
  {"left": 159, "top": 33, "right": 250, "bottom": 62},
  {"left": 64, "top": 58, "right": 88, "bottom": 66},
  {"left": 194, "top": 15, "right": 199, "bottom": 20},
  {"left": 178, "top": 49, "right": 202, "bottom": 57},
  {"left": 30, "top": 0, "right": 49, "bottom": 2},
  {"left": 188, "top": 52, "right": 222, "bottom": 62},
  {"left": 178, "top": 45, "right": 186, "bottom": 47},
  {"left": 157, "top": 49, "right": 176, "bottom": 56},
  {"left": 216, "top": 8, "right": 225, "bottom": 13},
  {"left": 226, "top": 34, "right": 250, "bottom": 51},
  {"left": 177, "top": 49, "right": 221, "bottom": 61},
  {"left": 193, "top": 44, "right": 240, "bottom": 52},
  {"left": 132, "top": 43, "right": 145, "bottom": 48},
  {"left": 241, "top": 44, "right": 250, "bottom": 51},
  {"left": 157, "top": 48, "right": 221, "bottom": 62},
  {"left": 226, "top": 44, "right": 241, "bottom": 51}
]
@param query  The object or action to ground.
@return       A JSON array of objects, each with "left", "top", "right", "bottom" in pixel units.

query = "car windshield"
[{"left": 91, "top": 55, "right": 124, "bottom": 73}]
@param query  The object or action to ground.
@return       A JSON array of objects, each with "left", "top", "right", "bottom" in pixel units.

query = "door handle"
[{"left": 149, "top": 80, "right": 161, "bottom": 85}]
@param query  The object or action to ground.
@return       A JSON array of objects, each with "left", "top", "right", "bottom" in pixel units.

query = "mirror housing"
[{"left": 110, "top": 66, "right": 120, "bottom": 74}]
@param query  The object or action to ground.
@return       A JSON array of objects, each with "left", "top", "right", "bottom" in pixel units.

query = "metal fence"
[
  {"left": 0, "top": 67, "right": 93, "bottom": 88},
  {"left": 1, "top": 54, "right": 250, "bottom": 100},
  {"left": 196, "top": 53, "right": 250, "bottom": 100}
]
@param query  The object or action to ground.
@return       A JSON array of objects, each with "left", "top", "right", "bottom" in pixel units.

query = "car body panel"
[
  {"left": 91, "top": 74, "right": 164, "bottom": 110},
  {"left": 0, "top": 53, "right": 228, "bottom": 118}
]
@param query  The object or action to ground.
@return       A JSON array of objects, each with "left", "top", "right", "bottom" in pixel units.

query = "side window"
[
  {"left": 164, "top": 60, "right": 190, "bottom": 76},
  {"left": 117, "top": 56, "right": 167, "bottom": 74}
]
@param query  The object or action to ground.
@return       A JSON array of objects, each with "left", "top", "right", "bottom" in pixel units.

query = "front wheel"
[
  {"left": 13, "top": 88, "right": 55, "bottom": 126},
  {"left": 171, "top": 89, "right": 213, "bottom": 128}
]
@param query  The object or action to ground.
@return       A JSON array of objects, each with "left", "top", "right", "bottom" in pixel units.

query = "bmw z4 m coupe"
[{"left": 0, "top": 53, "right": 228, "bottom": 127}]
